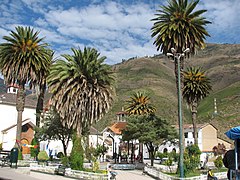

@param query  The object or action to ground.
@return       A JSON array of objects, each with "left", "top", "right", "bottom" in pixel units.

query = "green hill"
[
  {"left": 99, "top": 43, "right": 240, "bottom": 141},
  {"left": 1, "top": 43, "right": 240, "bottom": 140}
]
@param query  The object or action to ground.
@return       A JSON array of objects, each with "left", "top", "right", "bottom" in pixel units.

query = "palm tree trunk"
[
  {"left": 192, "top": 101, "right": 198, "bottom": 145},
  {"left": 16, "top": 82, "right": 25, "bottom": 147},
  {"left": 36, "top": 81, "right": 46, "bottom": 127}
]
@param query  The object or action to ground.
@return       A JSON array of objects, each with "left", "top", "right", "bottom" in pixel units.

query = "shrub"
[
  {"left": 30, "top": 137, "right": 39, "bottom": 160},
  {"left": 183, "top": 145, "right": 201, "bottom": 175},
  {"left": 37, "top": 151, "right": 49, "bottom": 161},
  {"left": 57, "top": 152, "right": 64, "bottom": 158},
  {"left": 214, "top": 156, "right": 223, "bottom": 169},
  {"left": 18, "top": 149, "right": 23, "bottom": 160},
  {"left": 61, "top": 156, "right": 70, "bottom": 166},
  {"left": 70, "top": 135, "right": 84, "bottom": 170}
]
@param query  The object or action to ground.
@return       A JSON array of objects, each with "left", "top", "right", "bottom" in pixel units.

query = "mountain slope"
[{"left": 1, "top": 43, "right": 240, "bottom": 140}]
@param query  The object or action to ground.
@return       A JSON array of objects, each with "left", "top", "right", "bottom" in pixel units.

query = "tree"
[
  {"left": 47, "top": 47, "right": 114, "bottom": 169},
  {"left": 151, "top": 1, "right": 211, "bottom": 175},
  {"left": 30, "top": 137, "right": 40, "bottom": 160},
  {"left": 212, "top": 143, "right": 226, "bottom": 156},
  {"left": 125, "top": 91, "right": 156, "bottom": 115},
  {"left": 36, "top": 51, "right": 54, "bottom": 128},
  {"left": 151, "top": 0, "right": 211, "bottom": 55},
  {"left": 0, "top": 26, "right": 51, "bottom": 145},
  {"left": 47, "top": 47, "right": 114, "bottom": 136},
  {"left": 183, "top": 67, "right": 212, "bottom": 145},
  {"left": 38, "top": 107, "right": 73, "bottom": 156},
  {"left": 183, "top": 144, "right": 201, "bottom": 174},
  {"left": 123, "top": 115, "right": 177, "bottom": 166}
]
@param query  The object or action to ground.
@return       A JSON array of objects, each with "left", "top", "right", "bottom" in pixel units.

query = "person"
[
  {"left": 223, "top": 139, "right": 240, "bottom": 179},
  {"left": 107, "top": 165, "right": 117, "bottom": 179},
  {"left": 207, "top": 169, "right": 218, "bottom": 180}
]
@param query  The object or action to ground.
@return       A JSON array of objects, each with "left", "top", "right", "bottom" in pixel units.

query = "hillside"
[
  {"left": 1, "top": 43, "right": 240, "bottom": 141},
  {"left": 100, "top": 43, "right": 240, "bottom": 142}
]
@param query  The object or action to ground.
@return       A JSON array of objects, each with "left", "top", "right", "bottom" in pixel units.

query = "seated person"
[
  {"left": 108, "top": 165, "right": 117, "bottom": 178},
  {"left": 207, "top": 169, "right": 218, "bottom": 180}
]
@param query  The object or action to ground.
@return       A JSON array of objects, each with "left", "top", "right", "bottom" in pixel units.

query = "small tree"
[
  {"left": 183, "top": 145, "right": 201, "bottom": 175},
  {"left": 214, "top": 156, "right": 223, "bottom": 170},
  {"left": 123, "top": 114, "right": 177, "bottom": 166},
  {"left": 30, "top": 137, "right": 39, "bottom": 160},
  {"left": 38, "top": 107, "right": 73, "bottom": 156},
  {"left": 38, "top": 151, "right": 49, "bottom": 162},
  {"left": 212, "top": 143, "right": 226, "bottom": 156},
  {"left": 70, "top": 135, "right": 84, "bottom": 171}
]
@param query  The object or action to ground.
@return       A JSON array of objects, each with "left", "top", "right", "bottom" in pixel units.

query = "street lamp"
[
  {"left": 167, "top": 47, "right": 190, "bottom": 178},
  {"left": 108, "top": 134, "right": 115, "bottom": 161}
]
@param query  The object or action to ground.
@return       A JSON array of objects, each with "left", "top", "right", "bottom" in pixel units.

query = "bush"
[
  {"left": 214, "top": 156, "right": 223, "bottom": 169},
  {"left": 183, "top": 145, "right": 201, "bottom": 175},
  {"left": 37, "top": 151, "right": 49, "bottom": 161},
  {"left": 30, "top": 137, "right": 39, "bottom": 160},
  {"left": 70, "top": 135, "right": 84, "bottom": 170},
  {"left": 61, "top": 156, "right": 70, "bottom": 166},
  {"left": 18, "top": 149, "right": 23, "bottom": 160},
  {"left": 57, "top": 152, "right": 64, "bottom": 158}
]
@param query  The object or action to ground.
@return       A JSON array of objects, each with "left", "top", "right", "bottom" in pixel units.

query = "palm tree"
[
  {"left": 125, "top": 91, "right": 156, "bottom": 115},
  {"left": 47, "top": 47, "right": 114, "bottom": 136},
  {"left": 151, "top": 1, "right": 210, "bottom": 176},
  {"left": 151, "top": 0, "right": 211, "bottom": 88},
  {"left": 0, "top": 26, "right": 51, "bottom": 145},
  {"left": 36, "top": 51, "right": 54, "bottom": 128},
  {"left": 183, "top": 66, "right": 212, "bottom": 145}
]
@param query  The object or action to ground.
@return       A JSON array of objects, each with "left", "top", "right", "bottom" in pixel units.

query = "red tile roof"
[{"left": 109, "top": 122, "right": 127, "bottom": 135}]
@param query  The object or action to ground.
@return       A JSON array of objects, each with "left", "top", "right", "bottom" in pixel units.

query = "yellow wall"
[{"left": 202, "top": 124, "right": 218, "bottom": 152}]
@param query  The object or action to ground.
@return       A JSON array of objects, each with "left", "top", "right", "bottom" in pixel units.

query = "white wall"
[{"left": 0, "top": 103, "right": 36, "bottom": 150}]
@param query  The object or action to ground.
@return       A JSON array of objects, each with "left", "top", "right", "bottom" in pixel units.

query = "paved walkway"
[{"left": 0, "top": 167, "right": 154, "bottom": 180}]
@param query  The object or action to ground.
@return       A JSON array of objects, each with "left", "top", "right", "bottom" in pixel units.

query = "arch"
[{"left": 163, "top": 148, "right": 168, "bottom": 153}]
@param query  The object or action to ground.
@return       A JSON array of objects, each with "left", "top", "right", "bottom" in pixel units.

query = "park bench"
[{"left": 0, "top": 150, "right": 11, "bottom": 167}]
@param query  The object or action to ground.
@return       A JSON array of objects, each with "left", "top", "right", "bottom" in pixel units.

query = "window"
[{"left": 184, "top": 132, "right": 188, "bottom": 138}]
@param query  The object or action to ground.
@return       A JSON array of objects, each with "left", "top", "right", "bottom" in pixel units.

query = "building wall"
[
  {"left": 202, "top": 124, "right": 218, "bottom": 152},
  {"left": 0, "top": 103, "right": 36, "bottom": 150}
]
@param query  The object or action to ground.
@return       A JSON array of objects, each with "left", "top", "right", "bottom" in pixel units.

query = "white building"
[{"left": 0, "top": 84, "right": 37, "bottom": 152}]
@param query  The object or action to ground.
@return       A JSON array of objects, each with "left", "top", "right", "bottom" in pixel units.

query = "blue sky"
[{"left": 0, "top": 0, "right": 240, "bottom": 64}]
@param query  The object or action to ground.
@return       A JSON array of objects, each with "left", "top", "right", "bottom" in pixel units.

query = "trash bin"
[{"left": 10, "top": 148, "right": 18, "bottom": 168}]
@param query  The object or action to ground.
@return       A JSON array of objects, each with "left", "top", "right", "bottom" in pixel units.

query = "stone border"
[
  {"left": 30, "top": 164, "right": 108, "bottom": 180},
  {"left": 144, "top": 166, "right": 227, "bottom": 180}
]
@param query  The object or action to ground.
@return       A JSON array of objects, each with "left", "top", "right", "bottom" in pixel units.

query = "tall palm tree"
[
  {"left": 0, "top": 26, "right": 51, "bottom": 145},
  {"left": 47, "top": 47, "right": 114, "bottom": 136},
  {"left": 125, "top": 91, "right": 156, "bottom": 115},
  {"left": 183, "top": 66, "right": 212, "bottom": 145},
  {"left": 151, "top": 0, "right": 211, "bottom": 89},
  {"left": 36, "top": 51, "right": 54, "bottom": 128},
  {"left": 151, "top": 1, "right": 210, "bottom": 176}
]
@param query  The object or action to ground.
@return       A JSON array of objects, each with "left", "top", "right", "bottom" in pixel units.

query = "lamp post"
[
  {"left": 108, "top": 134, "right": 115, "bottom": 161},
  {"left": 167, "top": 47, "right": 189, "bottom": 178}
]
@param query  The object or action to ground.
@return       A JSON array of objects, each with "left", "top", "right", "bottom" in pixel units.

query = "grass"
[{"left": 165, "top": 168, "right": 227, "bottom": 178}]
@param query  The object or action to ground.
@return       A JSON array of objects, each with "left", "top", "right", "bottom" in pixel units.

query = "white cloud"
[
  {"left": 0, "top": 0, "right": 239, "bottom": 65},
  {"left": 199, "top": 0, "right": 240, "bottom": 43}
]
